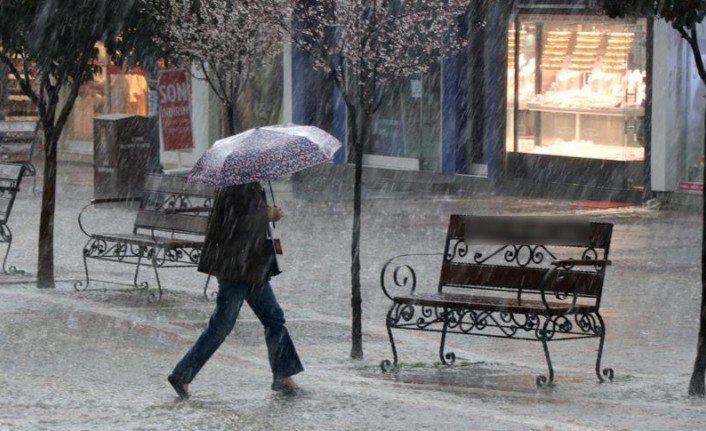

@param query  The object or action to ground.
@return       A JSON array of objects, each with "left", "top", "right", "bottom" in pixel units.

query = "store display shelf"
[
  {"left": 523, "top": 103, "right": 644, "bottom": 117},
  {"left": 514, "top": 139, "right": 645, "bottom": 162}
]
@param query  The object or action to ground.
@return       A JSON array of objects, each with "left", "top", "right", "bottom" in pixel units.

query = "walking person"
[{"left": 168, "top": 182, "right": 303, "bottom": 399}]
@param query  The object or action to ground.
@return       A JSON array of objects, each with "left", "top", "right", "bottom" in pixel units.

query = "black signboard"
[{"left": 93, "top": 114, "right": 155, "bottom": 199}]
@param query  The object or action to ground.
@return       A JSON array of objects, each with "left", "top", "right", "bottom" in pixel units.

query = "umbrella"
[{"left": 188, "top": 124, "right": 343, "bottom": 188}]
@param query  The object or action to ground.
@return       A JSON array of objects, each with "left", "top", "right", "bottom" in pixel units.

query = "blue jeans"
[{"left": 170, "top": 280, "right": 304, "bottom": 383}]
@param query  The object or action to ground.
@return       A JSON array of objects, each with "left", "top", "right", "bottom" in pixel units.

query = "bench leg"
[
  {"left": 0, "top": 224, "right": 23, "bottom": 275},
  {"left": 148, "top": 254, "right": 163, "bottom": 303},
  {"left": 439, "top": 310, "right": 456, "bottom": 366},
  {"left": 74, "top": 239, "right": 92, "bottom": 291},
  {"left": 595, "top": 312, "right": 614, "bottom": 383},
  {"left": 537, "top": 319, "right": 555, "bottom": 387},
  {"left": 133, "top": 253, "right": 151, "bottom": 290},
  {"left": 380, "top": 304, "right": 399, "bottom": 373}
]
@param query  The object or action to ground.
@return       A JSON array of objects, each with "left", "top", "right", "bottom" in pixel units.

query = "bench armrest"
[
  {"left": 538, "top": 267, "right": 575, "bottom": 313},
  {"left": 380, "top": 253, "right": 444, "bottom": 300},
  {"left": 78, "top": 197, "right": 143, "bottom": 237},
  {"left": 539, "top": 259, "right": 610, "bottom": 313}
]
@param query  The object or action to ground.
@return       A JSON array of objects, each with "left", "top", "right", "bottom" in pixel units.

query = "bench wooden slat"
[
  {"left": 394, "top": 292, "right": 597, "bottom": 315},
  {"left": 134, "top": 210, "right": 209, "bottom": 235},
  {"left": 447, "top": 215, "right": 613, "bottom": 249},
  {"left": 91, "top": 233, "right": 204, "bottom": 249},
  {"left": 143, "top": 174, "right": 214, "bottom": 197},
  {"left": 0, "top": 135, "right": 34, "bottom": 144},
  {"left": 0, "top": 195, "right": 13, "bottom": 213},
  {"left": 0, "top": 163, "right": 24, "bottom": 184},
  {"left": 440, "top": 262, "right": 602, "bottom": 296}
]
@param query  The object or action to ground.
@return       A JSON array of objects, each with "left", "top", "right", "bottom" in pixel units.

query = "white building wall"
[
  {"left": 684, "top": 23, "right": 706, "bottom": 183},
  {"left": 651, "top": 21, "right": 689, "bottom": 192}
]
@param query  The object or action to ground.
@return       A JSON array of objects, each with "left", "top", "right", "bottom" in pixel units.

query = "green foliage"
[
  {"left": 0, "top": 0, "right": 143, "bottom": 89},
  {"left": 113, "top": 0, "right": 172, "bottom": 70},
  {"left": 0, "top": 0, "right": 164, "bottom": 101},
  {"left": 599, "top": 0, "right": 706, "bottom": 30}
]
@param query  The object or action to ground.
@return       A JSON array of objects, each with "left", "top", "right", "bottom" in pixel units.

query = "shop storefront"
[
  {"left": 64, "top": 44, "right": 149, "bottom": 153},
  {"left": 501, "top": 1, "right": 705, "bottom": 199},
  {"left": 46, "top": 0, "right": 705, "bottom": 201},
  {"left": 60, "top": 43, "right": 285, "bottom": 169},
  {"left": 506, "top": 2, "right": 649, "bottom": 190}
]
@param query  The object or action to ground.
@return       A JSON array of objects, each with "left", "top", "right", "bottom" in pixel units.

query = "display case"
[
  {"left": 0, "top": 57, "right": 38, "bottom": 122},
  {"left": 508, "top": 15, "right": 648, "bottom": 163}
]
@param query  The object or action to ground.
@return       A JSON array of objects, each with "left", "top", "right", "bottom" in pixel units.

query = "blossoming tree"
[
  {"left": 285, "top": 0, "right": 471, "bottom": 359},
  {"left": 153, "top": 0, "right": 286, "bottom": 136}
]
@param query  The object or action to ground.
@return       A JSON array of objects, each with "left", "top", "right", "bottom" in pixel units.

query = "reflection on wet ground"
[{"left": 1, "top": 162, "right": 705, "bottom": 429}]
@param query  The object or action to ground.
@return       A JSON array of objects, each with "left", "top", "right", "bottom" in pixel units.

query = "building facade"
[{"left": 54, "top": 0, "right": 705, "bottom": 200}]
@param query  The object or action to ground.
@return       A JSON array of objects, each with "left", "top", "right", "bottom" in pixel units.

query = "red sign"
[
  {"left": 158, "top": 70, "right": 194, "bottom": 151},
  {"left": 678, "top": 182, "right": 704, "bottom": 192}
]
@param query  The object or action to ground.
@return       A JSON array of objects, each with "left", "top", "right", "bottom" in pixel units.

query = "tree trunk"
[
  {"left": 688, "top": 107, "right": 706, "bottom": 397},
  {"left": 146, "top": 61, "right": 162, "bottom": 174},
  {"left": 350, "top": 104, "right": 364, "bottom": 360},
  {"left": 36, "top": 128, "right": 58, "bottom": 288},
  {"left": 225, "top": 103, "right": 238, "bottom": 136}
]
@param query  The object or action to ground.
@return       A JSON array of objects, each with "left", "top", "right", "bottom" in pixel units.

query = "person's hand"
[{"left": 267, "top": 206, "right": 284, "bottom": 222}]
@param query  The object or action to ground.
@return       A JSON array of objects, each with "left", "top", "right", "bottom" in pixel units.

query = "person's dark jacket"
[{"left": 198, "top": 182, "right": 275, "bottom": 285}]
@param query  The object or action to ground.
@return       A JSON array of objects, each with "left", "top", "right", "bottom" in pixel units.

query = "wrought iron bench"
[
  {"left": 380, "top": 215, "right": 614, "bottom": 387},
  {"left": 0, "top": 163, "right": 26, "bottom": 275},
  {"left": 75, "top": 174, "right": 214, "bottom": 302}
]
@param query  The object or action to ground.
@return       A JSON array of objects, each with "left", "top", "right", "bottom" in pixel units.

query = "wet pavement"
[{"left": 1, "top": 161, "right": 705, "bottom": 430}]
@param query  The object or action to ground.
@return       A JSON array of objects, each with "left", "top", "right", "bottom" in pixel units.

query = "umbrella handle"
[
  {"left": 268, "top": 180, "right": 276, "bottom": 207},
  {"left": 268, "top": 180, "right": 276, "bottom": 229}
]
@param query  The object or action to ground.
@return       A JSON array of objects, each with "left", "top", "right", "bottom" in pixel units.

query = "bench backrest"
[
  {"left": 0, "top": 121, "right": 38, "bottom": 163},
  {"left": 0, "top": 163, "right": 25, "bottom": 224},
  {"left": 133, "top": 174, "right": 215, "bottom": 237},
  {"left": 440, "top": 215, "right": 613, "bottom": 303}
]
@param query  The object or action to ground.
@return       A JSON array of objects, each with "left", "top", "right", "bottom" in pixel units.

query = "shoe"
[
  {"left": 168, "top": 374, "right": 190, "bottom": 400},
  {"left": 271, "top": 377, "right": 299, "bottom": 395}
]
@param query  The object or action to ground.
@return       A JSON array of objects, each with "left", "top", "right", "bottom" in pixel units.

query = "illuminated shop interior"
[
  {"left": 67, "top": 44, "right": 148, "bottom": 143},
  {"left": 507, "top": 15, "right": 648, "bottom": 162}
]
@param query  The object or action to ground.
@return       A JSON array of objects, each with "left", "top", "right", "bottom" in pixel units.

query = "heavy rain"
[{"left": 1, "top": 0, "right": 705, "bottom": 430}]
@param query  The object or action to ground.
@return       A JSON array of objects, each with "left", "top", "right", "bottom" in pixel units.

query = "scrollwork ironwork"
[
  {"left": 380, "top": 254, "right": 441, "bottom": 300},
  {"left": 0, "top": 223, "right": 11, "bottom": 242},
  {"left": 446, "top": 240, "right": 469, "bottom": 262},
  {"left": 0, "top": 223, "right": 23, "bottom": 275}
]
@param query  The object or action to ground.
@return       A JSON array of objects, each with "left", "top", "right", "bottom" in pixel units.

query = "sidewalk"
[{"left": 1, "top": 161, "right": 705, "bottom": 430}]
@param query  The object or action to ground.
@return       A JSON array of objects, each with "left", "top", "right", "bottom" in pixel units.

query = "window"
[
  {"left": 366, "top": 64, "right": 441, "bottom": 171},
  {"left": 508, "top": 15, "right": 648, "bottom": 161}
]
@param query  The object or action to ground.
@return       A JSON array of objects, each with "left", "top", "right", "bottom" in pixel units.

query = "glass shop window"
[
  {"left": 507, "top": 15, "right": 648, "bottom": 161},
  {"left": 365, "top": 62, "right": 442, "bottom": 172},
  {"left": 66, "top": 43, "right": 148, "bottom": 143}
]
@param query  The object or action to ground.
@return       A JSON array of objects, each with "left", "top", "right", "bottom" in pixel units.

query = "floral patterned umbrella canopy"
[{"left": 188, "top": 124, "right": 343, "bottom": 187}]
